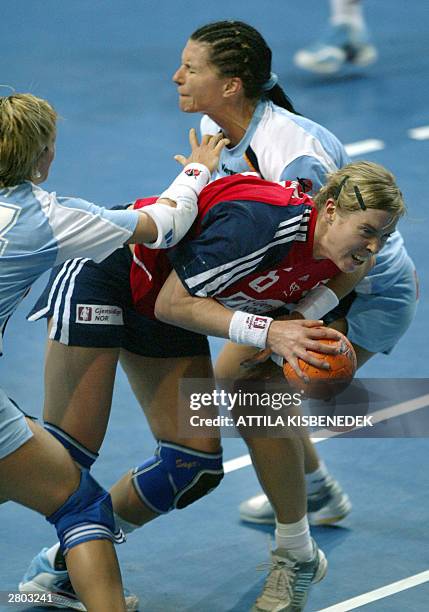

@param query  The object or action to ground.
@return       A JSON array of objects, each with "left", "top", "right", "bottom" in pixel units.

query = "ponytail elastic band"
[{"left": 262, "top": 72, "right": 278, "bottom": 92}]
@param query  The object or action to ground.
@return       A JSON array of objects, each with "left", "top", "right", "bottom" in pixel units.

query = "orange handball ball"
[{"left": 283, "top": 331, "right": 357, "bottom": 399}]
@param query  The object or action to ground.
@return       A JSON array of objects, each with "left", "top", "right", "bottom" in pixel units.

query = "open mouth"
[{"left": 351, "top": 254, "right": 368, "bottom": 265}]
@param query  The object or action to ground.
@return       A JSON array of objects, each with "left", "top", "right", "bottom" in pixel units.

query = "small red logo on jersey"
[{"left": 297, "top": 177, "right": 313, "bottom": 193}]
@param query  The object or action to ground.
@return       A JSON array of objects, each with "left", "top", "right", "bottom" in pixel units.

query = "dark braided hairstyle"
[{"left": 190, "top": 20, "right": 298, "bottom": 114}]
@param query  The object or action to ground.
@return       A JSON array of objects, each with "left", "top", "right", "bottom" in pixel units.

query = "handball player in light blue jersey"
[{"left": 0, "top": 92, "right": 225, "bottom": 611}]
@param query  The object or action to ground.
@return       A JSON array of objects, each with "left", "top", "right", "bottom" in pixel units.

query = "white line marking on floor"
[
  {"left": 224, "top": 454, "right": 252, "bottom": 473},
  {"left": 315, "top": 392, "right": 429, "bottom": 440},
  {"left": 316, "top": 569, "right": 429, "bottom": 611},
  {"left": 223, "top": 392, "right": 429, "bottom": 474},
  {"left": 345, "top": 139, "right": 385, "bottom": 156},
  {"left": 408, "top": 125, "right": 429, "bottom": 140}
]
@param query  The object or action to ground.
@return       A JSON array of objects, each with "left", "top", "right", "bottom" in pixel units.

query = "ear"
[
  {"left": 32, "top": 143, "right": 55, "bottom": 183},
  {"left": 223, "top": 77, "right": 242, "bottom": 98},
  {"left": 323, "top": 198, "right": 337, "bottom": 224}
]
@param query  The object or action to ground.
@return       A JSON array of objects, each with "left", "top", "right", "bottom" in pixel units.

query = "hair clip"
[
  {"left": 334, "top": 175, "right": 349, "bottom": 199},
  {"left": 334, "top": 175, "right": 367, "bottom": 210},
  {"left": 353, "top": 185, "right": 367, "bottom": 210}
]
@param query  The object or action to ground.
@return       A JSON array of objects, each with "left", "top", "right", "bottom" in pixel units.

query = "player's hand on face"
[
  {"left": 174, "top": 128, "right": 229, "bottom": 173},
  {"left": 266, "top": 320, "right": 342, "bottom": 380}
]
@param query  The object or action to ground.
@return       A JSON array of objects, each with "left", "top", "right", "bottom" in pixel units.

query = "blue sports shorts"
[{"left": 28, "top": 246, "right": 210, "bottom": 358}]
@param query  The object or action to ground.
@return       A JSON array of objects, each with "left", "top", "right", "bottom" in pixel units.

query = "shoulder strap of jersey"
[{"left": 198, "top": 172, "right": 312, "bottom": 209}]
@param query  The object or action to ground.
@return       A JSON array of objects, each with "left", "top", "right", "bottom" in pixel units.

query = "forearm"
[
  {"left": 290, "top": 259, "right": 373, "bottom": 321},
  {"left": 155, "top": 271, "right": 341, "bottom": 380},
  {"left": 127, "top": 129, "right": 228, "bottom": 249},
  {"left": 127, "top": 162, "right": 210, "bottom": 247},
  {"left": 155, "top": 271, "right": 233, "bottom": 337}
]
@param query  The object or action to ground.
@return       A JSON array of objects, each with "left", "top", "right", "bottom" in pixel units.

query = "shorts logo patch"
[{"left": 76, "top": 304, "right": 124, "bottom": 325}]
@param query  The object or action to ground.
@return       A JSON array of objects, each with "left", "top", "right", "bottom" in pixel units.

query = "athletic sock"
[
  {"left": 305, "top": 460, "right": 329, "bottom": 495},
  {"left": 275, "top": 516, "right": 313, "bottom": 562},
  {"left": 114, "top": 512, "right": 140, "bottom": 534},
  {"left": 330, "top": 0, "right": 365, "bottom": 30},
  {"left": 45, "top": 542, "right": 66, "bottom": 571}
]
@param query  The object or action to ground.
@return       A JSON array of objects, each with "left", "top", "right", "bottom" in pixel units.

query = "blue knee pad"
[
  {"left": 132, "top": 441, "right": 224, "bottom": 514},
  {"left": 46, "top": 470, "right": 125, "bottom": 554},
  {"left": 44, "top": 422, "right": 98, "bottom": 470}
]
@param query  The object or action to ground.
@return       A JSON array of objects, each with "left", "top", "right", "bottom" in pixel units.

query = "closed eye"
[{"left": 360, "top": 226, "right": 374, "bottom": 236}]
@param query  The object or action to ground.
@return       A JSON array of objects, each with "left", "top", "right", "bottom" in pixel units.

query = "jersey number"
[
  {"left": 248, "top": 270, "right": 280, "bottom": 293},
  {"left": 0, "top": 203, "right": 21, "bottom": 256}
]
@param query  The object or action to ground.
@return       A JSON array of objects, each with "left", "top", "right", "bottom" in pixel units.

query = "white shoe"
[
  {"left": 294, "top": 24, "right": 378, "bottom": 74},
  {"left": 19, "top": 546, "right": 139, "bottom": 611},
  {"left": 252, "top": 540, "right": 327, "bottom": 611},
  {"left": 240, "top": 477, "right": 351, "bottom": 526}
]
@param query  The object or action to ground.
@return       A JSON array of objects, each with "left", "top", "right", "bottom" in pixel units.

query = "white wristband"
[
  {"left": 143, "top": 163, "right": 211, "bottom": 249},
  {"left": 293, "top": 285, "right": 339, "bottom": 320},
  {"left": 229, "top": 311, "right": 273, "bottom": 349},
  {"left": 159, "top": 162, "right": 211, "bottom": 203}
]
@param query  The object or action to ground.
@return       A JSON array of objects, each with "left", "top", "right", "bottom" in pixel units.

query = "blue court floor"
[{"left": 1, "top": 1, "right": 429, "bottom": 610}]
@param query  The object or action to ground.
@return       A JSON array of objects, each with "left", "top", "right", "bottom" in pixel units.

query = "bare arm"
[{"left": 155, "top": 271, "right": 342, "bottom": 379}]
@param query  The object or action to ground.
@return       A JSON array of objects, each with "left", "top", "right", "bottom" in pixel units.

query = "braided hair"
[{"left": 190, "top": 20, "right": 298, "bottom": 114}]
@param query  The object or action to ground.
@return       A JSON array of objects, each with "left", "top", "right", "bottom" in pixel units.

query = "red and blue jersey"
[{"left": 130, "top": 174, "right": 340, "bottom": 318}]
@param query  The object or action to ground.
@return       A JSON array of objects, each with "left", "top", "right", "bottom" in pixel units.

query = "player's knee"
[
  {"left": 44, "top": 422, "right": 99, "bottom": 469},
  {"left": 132, "top": 441, "right": 224, "bottom": 514},
  {"left": 46, "top": 470, "right": 124, "bottom": 554}
]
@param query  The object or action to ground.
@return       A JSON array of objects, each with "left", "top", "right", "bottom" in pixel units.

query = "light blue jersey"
[
  {"left": 201, "top": 99, "right": 349, "bottom": 191},
  {"left": 0, "top": 181, "right": 139, "bottom": 353}
]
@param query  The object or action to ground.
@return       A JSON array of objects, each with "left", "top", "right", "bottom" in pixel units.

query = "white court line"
[
  {"left": 408, "top": 125, "right": 429, "bottom": 140},
  {"left": 223, "top": 392, "right": 429, "bottom": 474},
  {"left": 315, "top": 392, "right": 429, "bottom": 440},
  {"left": 224, "top": 436, "right": 327, "bottom": 474},
  {"left": 345, "top": 139, "right": 385, "bottom": 156},
  {"left": 316, "top": 570, "right": 429, "bottom": 611}
]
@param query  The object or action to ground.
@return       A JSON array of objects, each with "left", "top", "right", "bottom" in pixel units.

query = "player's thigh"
[
  {"left": 120, "top": 349, "right": 220, "bottom": 452},
  {"left": 29, "top": 250, "right": 133, "bottom": 452},
  {"left": 0, "top": 418, "right": 80, "bottom": 515},
  {"left": 44, "top": 327, "right": 120, "bottom": 453}
]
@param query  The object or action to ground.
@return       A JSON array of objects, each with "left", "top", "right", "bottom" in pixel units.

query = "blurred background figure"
[{"left": 294, "top": 0, "right": 378, "bottom": 74}]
